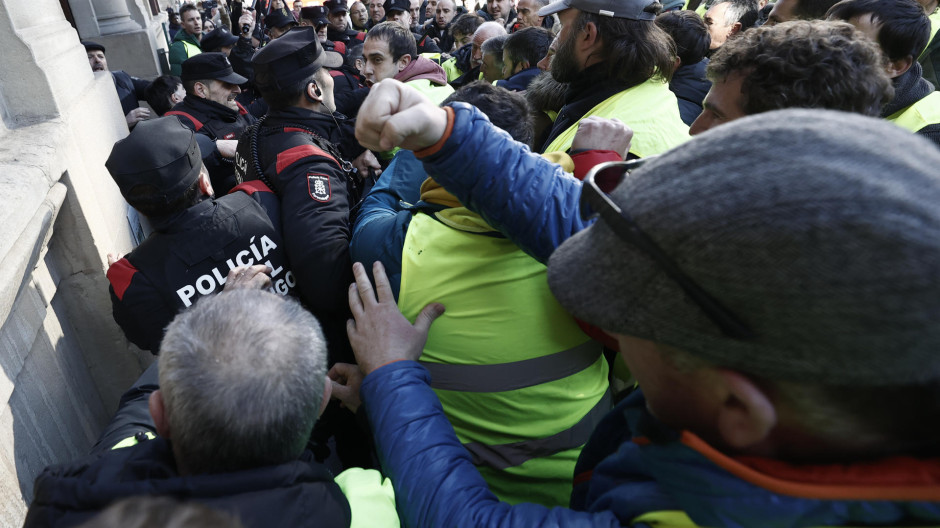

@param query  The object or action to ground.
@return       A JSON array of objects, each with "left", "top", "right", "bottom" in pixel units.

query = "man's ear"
[
  {"left": 397, "top": 53, "right": 413, "bottom": 72},
  {"left": 580, "top": 20, "right": 600, "bottom": 51},
  {"left": 197, "top": 167, "right": 214, "bottom": 197},
  {"left": 319, "top": 375, "right": 333, "bottom": 417},
  {"left": 714, "top": 369, "right": 777, "bottom": 451},
  {"left": 194, "top": 81, "right": 209, "bottom": 99},
  {"left": 149, "top": 390, "right": 171, "bottom": 439},
  {"left": 886, "top": 55, "right": 914, "bottom": 78},
  {"left": 728, "top": 21, "right": 743, "bottom": 37}
]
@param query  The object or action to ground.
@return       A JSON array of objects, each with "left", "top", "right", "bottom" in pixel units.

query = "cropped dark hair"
[
  {"left": 367, "top": 21, "right": 418, "bottom": 60},
  {"left": 792, "top": 0, "right": 842, "bottom": 19},
  {"left": 258, "top": 71, "right": 319, "bottom": 110},
  {"left": 573, "top": 3, "right": 677, "bottom": 84},
  {"left": 827, "top": 0, "right": 930, "bottom": 60},
  {"left": 451, "top": 12, "right": 484, "bottom": 37},
  {"left": 146, "top": 75, "right": 183, "bottom": 116},
  {"left": 444, "top": 81, "right": 533, "bottom": 147},
  {"left": 707, "top": 20, "right": 894, "bottom": 117},
  {"left": 503, "top": 27, "right": 553, "bottom": 70},
  {"left": 656, "top": 10, "right": 710, "bottom": 66},
  {"left": 180, "top": 3, "right": 199, "bottom": 17}
]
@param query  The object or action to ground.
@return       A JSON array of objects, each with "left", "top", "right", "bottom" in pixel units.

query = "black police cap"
[
  {"left": 106, "top": 117, "right": 202, "bottom": 208},
  {"left": 324, "top": 0, "right": 349, "bottom": 14},
  {"left": 301, "top": 5, "right": 330, "bottom": 25},
  {"left": 265, "top": 7, "right": 299, "bottom": 29},
  {"left": 200, "top": 27, "right": 239, "bottom": 53},
  {"left": 180, "top": 52, "right": 247, "bottom": 84},
  {"left": 251, "top": 27, "right": 344, "bottom": 91},
  {"left": 384, "top": 0, "right": 409, "bottom": 14}
]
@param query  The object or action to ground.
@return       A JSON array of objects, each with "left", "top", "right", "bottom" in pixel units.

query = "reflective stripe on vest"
[
  {"left": 111, "top": 431, "right": 156, "bottom": 450},
  {"left": 544, "top": 78, "right": 690, "bottom": 157},
  {"left": 463, "top": 389, "right": 611, "bottom": 470},
  {"left": 398, "top": 210, "right": 610, "bottom": 506},
  {"left": 420, "top": 340, "right": 600, "bottom": 392},
  {"left": 886, "top": 91, "right": 940, "bottom": 133},
  {"left": 182, "top": 40, "right": 201, "bottom": 59}
]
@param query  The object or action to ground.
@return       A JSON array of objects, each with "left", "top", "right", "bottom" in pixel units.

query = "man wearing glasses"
[{"left": 334, "top": 78, "right": 940, "bottom": 526}]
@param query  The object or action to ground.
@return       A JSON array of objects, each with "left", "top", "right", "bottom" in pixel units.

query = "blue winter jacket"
[
  {"left": 362, "top": 361, "right": 940, "bottom": 528},
  {"left": 351, "top": 150, "right": 435, "bottom": 299}
]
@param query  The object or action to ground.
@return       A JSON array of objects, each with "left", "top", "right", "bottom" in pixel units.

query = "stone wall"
[{"left": 0, "top": 0, "right": 158, "bottom": 524}]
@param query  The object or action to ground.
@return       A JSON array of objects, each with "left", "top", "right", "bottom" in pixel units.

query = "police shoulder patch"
[{"left": 307, "top": 172, "right": 331, "bottom": 202}]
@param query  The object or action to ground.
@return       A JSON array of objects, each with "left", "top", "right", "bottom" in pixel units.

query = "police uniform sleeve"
[
  {"left": 107, "top": 258, "right": 177, "bottom": 353},
  {"left": 276, "top": 148, "right": 353, "bottom": 318},
  {"left": 229, "top": 180, "right": 283, "bottom": 233}
]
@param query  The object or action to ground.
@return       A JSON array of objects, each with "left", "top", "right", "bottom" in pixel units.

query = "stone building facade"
[{"left": 0, "top": 0, "right": 172, "bottom": 523}]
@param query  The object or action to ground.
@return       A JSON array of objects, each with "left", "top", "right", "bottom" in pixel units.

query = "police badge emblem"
[{"left": 307, "top": 172, "right": 331, "bottom": 202}]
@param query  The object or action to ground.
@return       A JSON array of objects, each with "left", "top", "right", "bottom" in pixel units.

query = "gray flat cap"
[{"left": 548, "top": 109, "right": 940, "bottom": 386}]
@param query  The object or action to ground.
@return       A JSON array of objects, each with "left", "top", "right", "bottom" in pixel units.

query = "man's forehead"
[{"left": 364, "top": 37, "right": 391, "bottom": 55}]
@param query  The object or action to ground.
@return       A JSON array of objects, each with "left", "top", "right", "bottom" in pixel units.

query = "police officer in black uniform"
[
  {"left": 234, "top": 27, "right": 373, "bottom": 468},
  {"left": 384, "top": 0, "right": 442, "bottom": 53},
  {"left": 167, "top": 53, "right": 257, "bottom": 194},
  {"left": 325, "top": 0, "right": 368, "bottom": 47},
  {"left": 106, "top": 117, "right": 294, "bottom": 353}
]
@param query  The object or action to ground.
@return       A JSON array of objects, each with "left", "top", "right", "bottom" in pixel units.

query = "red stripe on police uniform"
[
  {"left": 107, "top": 258, "right": 138, "bottom": 301},
  {"left": 229, "top": 180, "right": 274, "bottom": 195},
  {"left": 165, "top": 110, "right": 205, "bottom": 131},
  {"left": 329, "top": 70, "right": 344, "bottom": 77},
  {"left": 275, "top": 144, "right": 339, "bottom": 174}
]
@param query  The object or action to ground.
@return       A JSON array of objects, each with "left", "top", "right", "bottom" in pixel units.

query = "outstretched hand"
[
  {"left": 354, "top": 80, "right": 450, "bottom": 152},
  {"left": 347, "top": 261, "right": 445, "bottom": 375},
  {"left": 329, "top": 362, "right": 364, "bottom": 412}
]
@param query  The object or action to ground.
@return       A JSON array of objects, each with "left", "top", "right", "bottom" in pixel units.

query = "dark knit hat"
[
  {"left": 547, "top": 108, "right": 940, "bottom": 386},
  {"left": 106, "top": 117, "right": 202, "bottom": 207},
  {"left": 252, "top": 26, "right": 343, "bottom": 90}
]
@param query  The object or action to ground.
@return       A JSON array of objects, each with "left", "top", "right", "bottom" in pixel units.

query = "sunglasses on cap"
[{"left": 579, "top": 159, "right": 755, "bottom": 339}]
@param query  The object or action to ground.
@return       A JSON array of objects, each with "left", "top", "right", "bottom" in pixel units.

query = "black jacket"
[
  {"left": 669, "top": 59, "right": 711, "bottom": 126},
  {"left": 167, "top": 95, "right": 258, "bottom": 193},
  {"left": 235, "top": 106, "right": 364, "bottom": 364},
  {"left": 107, "top": 185, "right": 293, "bottom": 352},
  {"left": 328, "top": 26, "right": 366, "bottom": 47},
  {"left": 24, "top": 438, "right": 351, "bottom": 528},
  {"left": 111, "top": 70, "right": 150, "bottom": 116},
  {"left": 882, "top": 61, "right": 940, "bottom": 149},
  {"left": 422, "top": 21, "right": 455, "bottom": 52}
]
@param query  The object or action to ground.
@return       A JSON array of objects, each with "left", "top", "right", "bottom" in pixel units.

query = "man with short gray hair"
[
  {"left": 703, "top": 0, "right": 759, "bottom": 50},
  {"left": 25, "top": 289, "right": 399, "bottom": 527}
]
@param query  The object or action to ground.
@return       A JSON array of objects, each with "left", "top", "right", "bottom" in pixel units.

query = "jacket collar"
[{"left": 625, "top": 394, "right": 940, "bottom": 527}]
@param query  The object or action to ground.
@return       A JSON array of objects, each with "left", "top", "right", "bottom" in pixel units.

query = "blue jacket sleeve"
[
  {"left": 351, "top": 151, "right": 428, "bottom": 299},
  {"left": 417, "top": 103, "right": 595, "bottom": 264},
  {"left": 361, "top": 361, "right": 622, "bottom": 528}
]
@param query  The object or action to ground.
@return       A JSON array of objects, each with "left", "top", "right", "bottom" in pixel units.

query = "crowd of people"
[{"left": 22, "top": 0, "right": 940, "bottom": 524}]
